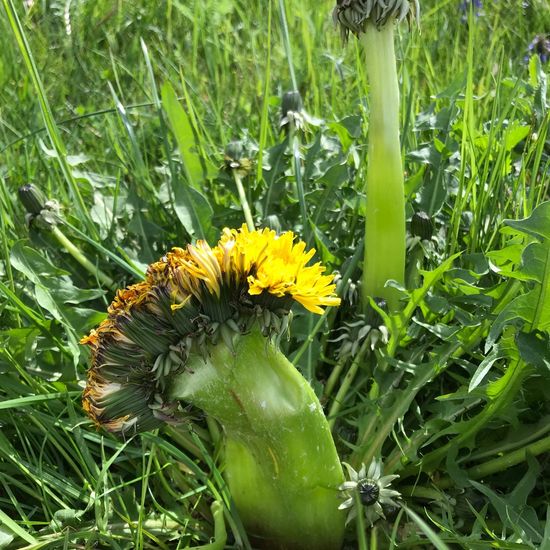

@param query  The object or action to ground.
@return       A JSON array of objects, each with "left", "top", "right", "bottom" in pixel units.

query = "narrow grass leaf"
[
  {"left": 0, "top": 509, "right": 37, "bottom": 545},
  {"left": 402, "top": 505, "right": 450, "bottom": 550},
  {"left": 0, "top": 392, "right": 80, "bottom": 410}
]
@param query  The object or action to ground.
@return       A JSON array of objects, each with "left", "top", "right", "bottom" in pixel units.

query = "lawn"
[{"left": 1, "top": 0, "right": 549, "bottom": 548}]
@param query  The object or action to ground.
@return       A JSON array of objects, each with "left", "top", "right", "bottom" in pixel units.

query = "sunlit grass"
[{"left": 0, "top": 0, "right": 549, "bottom": 548}]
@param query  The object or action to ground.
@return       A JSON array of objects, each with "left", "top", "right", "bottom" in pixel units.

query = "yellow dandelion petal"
[
  {"left": 170, "top": 294, "right": 192, "bottom": 311},
  {"left": 221, "top": 226, "right": 341, "bottom": 314},
  {"left": 293, "top": 299, "right": 325, "bottom": 315},
  {"left": 183, "top": 240, "right": 222, "bottom": 297},
  {"left": 80, "top": 329, "right": 99, "bottom": 347}
]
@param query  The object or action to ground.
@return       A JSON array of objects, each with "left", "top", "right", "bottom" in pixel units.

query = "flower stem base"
[
  {"left": 170, "top": 330, "right": 345, "bottom": 550},
  {"left": 362, "top": 23, "right": 406, "bottom": 311}
]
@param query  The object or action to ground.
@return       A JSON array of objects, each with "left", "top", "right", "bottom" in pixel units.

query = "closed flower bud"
[
  {"left": 333, "top": 0, "right": 419, "bottom": 39},
  {"left": 410, "top": 211, "right": 434, "bottom": 240},
  {"left": 223, "top": 140, "right": 252, "bottom": 175},
  {"left": 280, "top": 90, "right": 307, "bottom": 132},
  {"left": 281, "top": 90, "right": 303, "bottom": 118},
  {"left": 18, "top": 183, "right": 47, "bottom": 216},
  {"left": 224, "top": 140, "right": 245, "bottom": 165}
]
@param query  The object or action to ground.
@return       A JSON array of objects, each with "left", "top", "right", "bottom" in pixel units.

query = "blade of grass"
[{"left": 2, "top": 0, "right": 99, "bottom": 240}]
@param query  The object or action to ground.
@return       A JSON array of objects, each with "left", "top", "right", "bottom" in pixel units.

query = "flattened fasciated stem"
[
  {"left": 170, "top": 330, "right": 345, "bottom": 550},
  {"left": 361, "top": 23, "right": 406, "bottom": 311}
]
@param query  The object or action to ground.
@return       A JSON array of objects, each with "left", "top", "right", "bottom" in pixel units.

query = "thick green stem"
[
  {"left": 169, "top": 331, "right": 345, "bottom": 550},
  {"left": 362, "top": 24, "right": 405, "bottom": 311}
]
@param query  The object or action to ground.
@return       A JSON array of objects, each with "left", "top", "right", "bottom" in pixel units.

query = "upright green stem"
[
  {"left": 362, "top": 24, "right": 405, "bottom": 311},
  {"left": 327, "top": 341, "right": 370, "bottom": 430},
  {"left": 289, "top": 123, "right": 312, "bottom": 246},
  {"left": 355, "top": 492, "right": 369, "bottom": 550},
  {"left": 194, "top": 501, "right": 227, "bottom": 550},
  {"left": 232, "top": 171, "right": 255, "bottom": 231},
  {"left": 170, "top": 331, "right": 345, "bottom": 550}
]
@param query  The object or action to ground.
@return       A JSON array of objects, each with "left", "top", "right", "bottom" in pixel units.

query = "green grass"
[{"left": 1, "top": 0, "right": 549, "bottom": 548}]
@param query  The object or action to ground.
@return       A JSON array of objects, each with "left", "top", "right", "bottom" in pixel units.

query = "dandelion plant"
[
  {"left": 18, "top": 183, "right": 115, "bottom": 290},
  {"left": 81, "top": 226, "right": 345, "bottom": 550},
  {"left": 334, "top": 0, "right": 419, "bottom": 310}
]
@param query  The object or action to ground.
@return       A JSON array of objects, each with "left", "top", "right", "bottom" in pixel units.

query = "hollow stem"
[
  {"left": 232, "top": 171, "right": 255, "bottom": 231},
  {"left": 169, "top": 330, "right": 345, "bottom": 550},
  {"left": 361, "top": 23, "right": 405, "bottom": 311},
  {"left": 289, "top": 122, "right": 311, "bottom": 245},
  {"left": 355, "top": 491, "right": 369, "bottom": 550},
  {"left": 327, "top": 341, "right": 370, "bottom": 431}
]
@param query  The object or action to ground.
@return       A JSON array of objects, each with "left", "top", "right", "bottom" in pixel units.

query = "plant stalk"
[
  {"left": 232, "top": 171, "right": 255, "bottom": 231},
  {"left": 170, "top": 330, "right": 345, "bottom": 550},
  {"left": 361, "top": 24, "right": 406, "bottom": 311},
  {"left": 436, "top": 433, "right": 550, "bottom": 489},
  {"left": 327, "top": 341, "right": 370, "bottom": 431},
  {"left": 50, "top": 225, "right": 115, "bottom": 290}
]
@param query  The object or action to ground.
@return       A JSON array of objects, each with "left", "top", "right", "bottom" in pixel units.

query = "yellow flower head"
[
  {"left": 143, "top": 225, "right": 341, "bottom": 315},
  {"left": 219, "top": 225, "right": 341, "bottom": 313},
  {"left": 81, "top": 225, "right": 340, "bottom": 433}
]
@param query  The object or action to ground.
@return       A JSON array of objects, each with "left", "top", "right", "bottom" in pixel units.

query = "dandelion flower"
[{"left": 81, "top": 226, "right": 344, "bottom": 549}]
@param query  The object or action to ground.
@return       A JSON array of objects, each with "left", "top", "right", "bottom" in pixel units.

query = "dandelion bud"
[
  {"left": 339, "top": 459, "right": 401, "bottom": 527},
  {"left": 224, "top": 140, "right": 244, "bottom": 166},
  {"left": 333, "top": 0, "right": 419, "bottom": 39},
  {"left": 410, "top": 211, "right": 434, "bottom": 240},
  {"left": 281, "top": 90, "right": 303, "bottom": 118},
  {"left": 18, "top": 183, "right": 47, "bottom": 216},
  {"left": 223, "top": 140, "right": 252, "bottom": 175},
  {"left": 280, "top": 90, "right": 305, "bottom": 132}
]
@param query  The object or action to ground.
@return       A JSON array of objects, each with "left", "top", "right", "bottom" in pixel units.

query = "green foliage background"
[{"left": 0, "top": 0, "right": 549, "bottom": 548}]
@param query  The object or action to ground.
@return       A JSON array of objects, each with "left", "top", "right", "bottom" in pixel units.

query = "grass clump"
[{"left": 0, "top": 0, "right": 549, "bottom": 548}]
